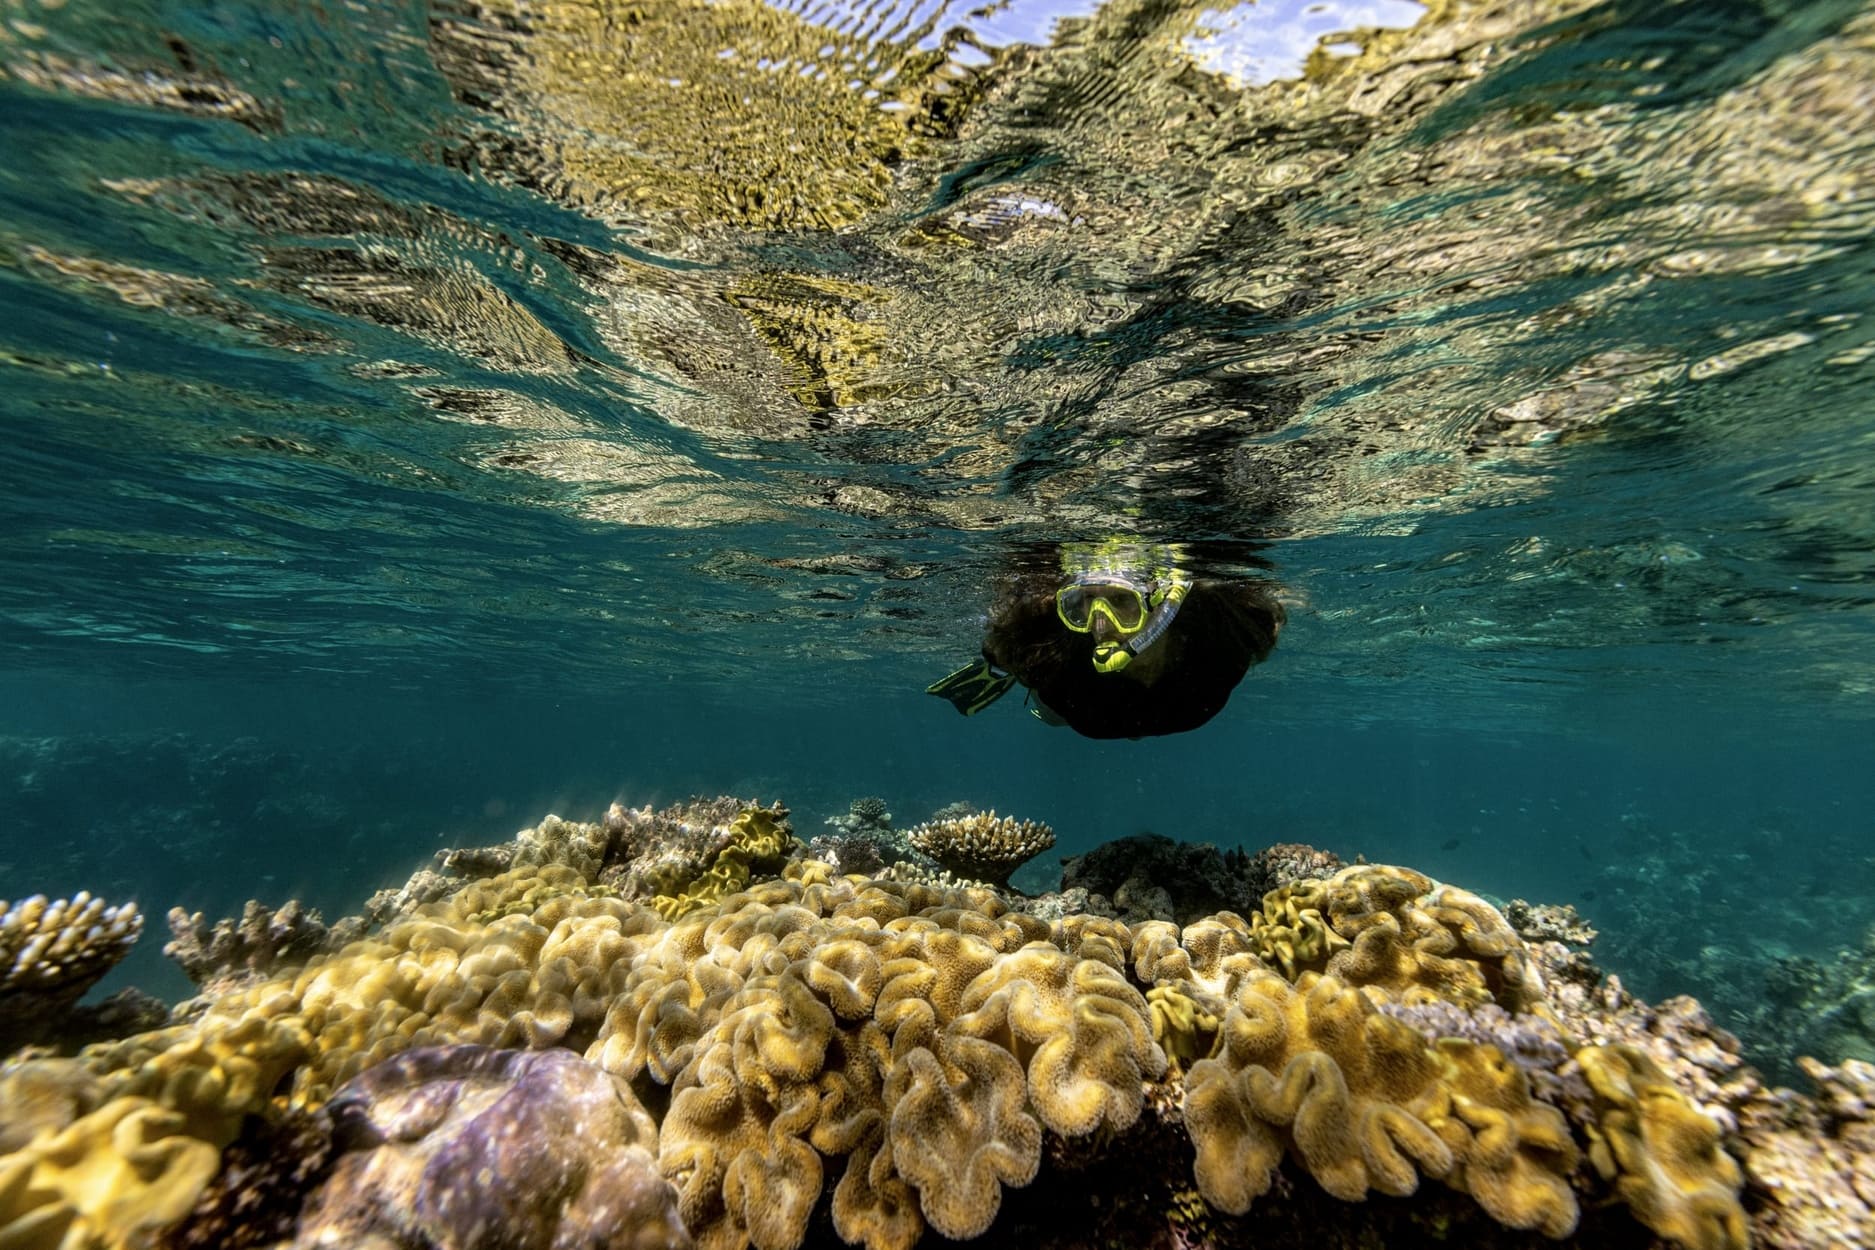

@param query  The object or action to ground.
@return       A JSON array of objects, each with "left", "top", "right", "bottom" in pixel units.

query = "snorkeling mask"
[{"left": 1054, "top": 555, "right": 1191, "bottom": 674}]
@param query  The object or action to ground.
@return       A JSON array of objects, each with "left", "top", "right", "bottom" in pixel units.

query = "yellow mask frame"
[{"left": 1055, "top": 577, "right": 1153, "bottom": 635}]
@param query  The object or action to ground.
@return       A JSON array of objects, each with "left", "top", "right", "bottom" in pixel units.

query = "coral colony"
[{"left": 1, "top": 799, "right": 1870, "bottom": 1249}]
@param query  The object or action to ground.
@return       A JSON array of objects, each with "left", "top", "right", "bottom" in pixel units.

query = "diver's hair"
[{"left": 983, "top": 571, "right": 1082, "bottom": 678}]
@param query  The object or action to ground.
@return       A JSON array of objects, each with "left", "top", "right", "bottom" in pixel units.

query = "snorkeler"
[{"left": 927, "top": 542, "right": 1284, "bottom": 739}]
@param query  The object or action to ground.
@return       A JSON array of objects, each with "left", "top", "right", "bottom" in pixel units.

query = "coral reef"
[
  {"left": 1521, "top": 927, "right": 1875, "bottom": 1250},
  {"left": 1581, "top": 824, "right": 1875, "bottom": 1082},
  {"left": 1239, "top": 842, "right": 1347, "bottom": 903},
  {"left": 1377, "top": 998, "right": 1587, "bottom": 1109},
  {"left": 1505, "top": 899, "right": 1598, "bottom": 947},
  {"left": 1060, "top": 836, "right": 1343, "bottom": 927},
  {"left": 1739, "top": 1056, "right": 1875, "bottom": 1249},
  {"left": 163, "top": 900, "right": 340, "bottom": 997},
  {"left": 0, "top": 807, "right": 1793, "bottom": 1250},
  {"left": 1061, "top": 835, "right": 1248, "bottom": 923},
  {"left": 1577, "top": 1044, "right": 1749, "bottom": 1250},
  {"left": 1, "top": 892, "right": 144, "bottom": 1054},
  {"left": 1246, "top": 865, "right": 1543, "bottom": 1010},
  {"left": 646, "top": 805, "right": 795, "bottom": 919},
  {"left": 904, "top": 811, "right": 1054, "bottom": 889},
  {"left": 345, "top": 800, "right": 797, "bottom": 936},
  {"left": 1721, "top": 921, "right": 1875, "bottom": 1085},
  {"left": 810, "top": 797, "right": 901, "bottom": 877},
  {"left": 602, "top": 799, "right": 795, "bottom": 904},
  {"left": 157, "top": 1108, "right": 334, "bottom": 1250},
  {"left": 1185, "top": 969, "right": 1580, "bottom": 1234}
]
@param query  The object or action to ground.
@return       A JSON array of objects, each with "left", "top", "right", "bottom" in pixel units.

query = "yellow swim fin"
[{"left": 926, "top": 659, "right": 1017, "bottom": 716}]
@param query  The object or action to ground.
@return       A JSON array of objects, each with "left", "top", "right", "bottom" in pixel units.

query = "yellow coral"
[
  {"left": 0, "top": 1012, "right": 308, "bottom": 1250},
  {"left": 1183, "top": 970, "right": 1579, "bottom": 1236},
  {"left": 1434, "top": 1039, "right": 1580, "bottom": 1237},
  {"left": 1578, "top": 1043, "right": 1749, "bottom": 1250},
  {"left": 951, "top": 944, "right": 1165, "bottom": 1138},
  {"left": 653, "top": 807, "right": 796, "bottom": 920},
  {"left": 886, "top": 1035, "right": 1040, "bottom": 1239},
  {"left": 0, "top": 1096, "right": 220, "bottom": 1250},
  {"left": 1247, "top": 878, "right": 1351, "bottom": 980},
  {"left": 660, "top": 975, "right": 833, "bottom": 1250},
  {"left": 3, "top": 813, "right": 1732, "bottom": 1250},
  {"left": 1147, "top": 983, "right": 1223, "bottom": 1074},
  {"left": 1249, "top": 866, "right": 1542, "bottom": 1010},
  {"left": 603, "top": 869, "right": 1163, "bottom": 1250},
  {"left": 1051, "top": 912, "right": 1132, "bottom": 972}
]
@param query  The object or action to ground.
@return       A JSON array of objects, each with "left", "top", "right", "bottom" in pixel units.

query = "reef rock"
[
  {"left": 1739, "top": 1062, "right": 1875, "bottom": 1250},
  {"left": 285, "top": 1043, "right": 689, "bottom": 1250},
  {"left": 1505, "top": 899, "right": 1598, "bottom": 946},
  {"left": 1239, "top": 841, "right": 1346, "bottom": 901},
  {"left": 1060, "top": 834, "right": 1252, "bottom": 924},
  {"left": 810, "top": 796, "right": 902, "bottom": 876},
  {"left": 1061, "top": 836, "right": 1343, "bottom": 927}
]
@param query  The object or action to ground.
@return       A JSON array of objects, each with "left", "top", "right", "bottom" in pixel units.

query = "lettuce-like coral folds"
[{"left": 0, "top": 809, "right": 1753, "bottom": 1250}]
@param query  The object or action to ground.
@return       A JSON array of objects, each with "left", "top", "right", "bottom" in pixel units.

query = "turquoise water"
[{"left": 2, "top": 0, "right": 1873, "bottom": 1042}]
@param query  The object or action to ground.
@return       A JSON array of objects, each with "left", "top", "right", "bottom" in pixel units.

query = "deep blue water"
[{"left": 2, "top": 0, "right": 1873, "bottom": 1035}]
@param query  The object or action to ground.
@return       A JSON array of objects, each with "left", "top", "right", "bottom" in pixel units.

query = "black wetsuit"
[{"left": 982, "top": 581, "right": 1282, "bottom": 739}]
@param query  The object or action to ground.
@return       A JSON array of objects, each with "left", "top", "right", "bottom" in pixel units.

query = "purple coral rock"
[{"left": 290, "top": 1044, "right": 690, "bottom": 1250}]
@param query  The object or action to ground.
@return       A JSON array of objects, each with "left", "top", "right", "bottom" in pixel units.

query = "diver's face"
[{"left": 1088, "top": 611, "right": 1126, "bottom": 645}]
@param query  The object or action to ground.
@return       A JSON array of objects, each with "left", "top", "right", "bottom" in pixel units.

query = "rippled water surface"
[{"left": 2, "top": 0, "right": 1873, "bottom": 727}]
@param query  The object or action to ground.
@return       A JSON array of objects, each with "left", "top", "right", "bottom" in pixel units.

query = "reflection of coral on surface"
[
  {"left": 0, "top": 802, "right": 1802, "bottom": 1250},
  {"left": 0, "top": 892, "right": 143, "bottom": 1053},
  {"left": 905, "top": 811, "right": 1054, "bottom": 888}
]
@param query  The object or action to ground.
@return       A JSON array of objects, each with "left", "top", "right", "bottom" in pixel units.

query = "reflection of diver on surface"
[{"left": 927, "top": 542, "right": 1284, "bottom": 739}]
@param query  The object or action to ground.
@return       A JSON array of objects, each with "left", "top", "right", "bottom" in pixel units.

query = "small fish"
[
  {"left": 1579, "top": 888, "right": 1598, "bottom": 901},
  {"left": 1439, "top": 837, "right": 1461, "bottom": 851},
  {"left": 1578, "top": 842, "right": 1594, "bottom": 861}
]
